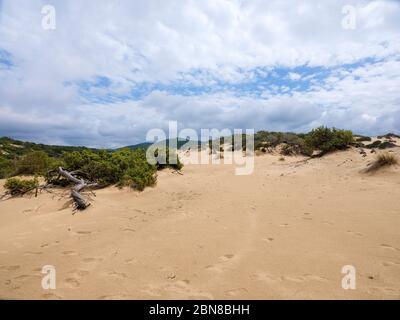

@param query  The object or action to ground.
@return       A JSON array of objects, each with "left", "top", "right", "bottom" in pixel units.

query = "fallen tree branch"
[{"left": 58, "top": 167, "right": 98, "bottom": 210}]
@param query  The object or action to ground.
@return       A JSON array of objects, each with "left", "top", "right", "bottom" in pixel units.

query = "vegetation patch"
[
  {"left": 364, "top": 153, "right": 398, "bottom": 173},
  {"left": 355, "top": 135, "right": 372, "bottom": 142},
  {"left": 304, "top": 127, "right": 354, "bottom": 156},
  {"left": 4, "top": 177, "right": 39, "bottom": 196}
]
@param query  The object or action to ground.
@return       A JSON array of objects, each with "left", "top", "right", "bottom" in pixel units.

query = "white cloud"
[
  {"left": 288, "top": 72, "right": 301, "bottom": 81},
  {"left": 0, "top": 0, "right": 399, "bottom": 146}
]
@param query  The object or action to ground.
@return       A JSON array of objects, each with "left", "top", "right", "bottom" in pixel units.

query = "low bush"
[
  {"left": 4, "top": 177, "right": 39, "bottom": 195},
  {"left": 355, "top": 136, "right": 372, "bottom": 142},
  {"left": 152, "top": 147, "right": 183, "bottom": 171},
  {"left": 254, "top": 131, "right": 313, "bottom": 156},
  {"left": 364, "top": 140, "right": 382, "bottom": 149},
  {"left": 62, "top": 148, "right": 159, "bottom": 190},
  {"left": 377, "top": 133, "right": 400, "bottom": 139},
  {"left": 378, "top": 141, "right": 397, "bottom": 149},
  {"left": 0, "top": 157, "right": 13, "bottom": 179},
  {"left": 304, "top": 127, "right": 354, "bottom": 155},
  {"left": 13, "top": 151, "right": 60, "bottom": 176}
]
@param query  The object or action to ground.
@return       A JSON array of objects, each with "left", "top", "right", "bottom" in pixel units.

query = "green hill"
[{"left": 0, "top": 137, "right": 95, "bottom": 160}]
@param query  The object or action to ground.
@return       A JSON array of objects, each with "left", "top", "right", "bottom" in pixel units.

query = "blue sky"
[{"left": 0, "top": 0, "right": 400, "bottom": 147}]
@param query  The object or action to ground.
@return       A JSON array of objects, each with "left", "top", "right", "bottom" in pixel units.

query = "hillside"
[
  {"left": 0, "top": 137, "right": 95, "bottom": 159},
  {"left": 121, "top": 138, "right": 200, "bottom": 151}
]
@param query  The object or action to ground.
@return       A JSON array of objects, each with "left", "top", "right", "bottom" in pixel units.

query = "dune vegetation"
[
  {"left": 365, "top": 152, "right": 399, "bottom": 173},
  {"left": 1, "top": 126, "right": 398, "bottom": 199}
]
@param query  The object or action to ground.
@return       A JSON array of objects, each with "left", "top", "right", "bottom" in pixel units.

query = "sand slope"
[{"left": 0, "top": 147, "right": 399, "bottom": 299}]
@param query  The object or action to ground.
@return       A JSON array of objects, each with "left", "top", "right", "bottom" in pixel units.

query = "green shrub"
[
  {"left": 4, "top": 177, "right": 39, "bottom": 195},
  {"left": 280, "top": 144, "right": 293, "bottom": 156},
  {"left": 13, "top": 151, "right": 52, "bottom": 176},
  {"left": 254, "top": 131, "right": 311, "bottom": 156},
  {"left": 118, "top": 148, "right": 157, "bottom": 190},
  {"left": 62, "top": 148, "right": 158, "bottom": 191},
  {"left": 305, "top": 127, "right": 354, "bottom": 154},
  {"left": 364, "top": 140, "right": 382, "bottom": 149},
  {"left": 378, "top": 141, "right": 397, "bottom": 149},
  {"left": 355, "top": 136, "right": 372, "bottom": 142},
  {"left": 0, "top": 157, "right": 13, "bottom": 179},
  {"left": 377, "top": 133, "right": 400, "bottom": 139},
  {"left": 151, "top": 147, "right": 183, "bottom": 171}
]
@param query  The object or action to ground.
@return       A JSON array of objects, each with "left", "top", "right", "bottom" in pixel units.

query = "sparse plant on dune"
[
  {"left": 4, "top": 177, "right": 39, "bottom": 196},
  {"left": 364, "top": 152, "right": 398, "bottom": 173}
]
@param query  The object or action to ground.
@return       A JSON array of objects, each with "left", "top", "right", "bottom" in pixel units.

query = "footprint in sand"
[
  {"left": 24, "top": 251, "right": 43, "bottom": 256},
  {"left": 282, "top": 274, "right": 328, "bottom": 282},
  {"left": 0, "top": 265, "right": 20, "bottom": 271},
  {"left": 64, "top": 277, "right": 80, "bottom": 288},
  {"left": 347, "top": 230, "right": 364, "bottom": 237},
  {"left": 40, "top": 240, "right": 60, "bottom": 248},
  {"left": 250, "top": 272, "right": 280, "bottom": 283},
  {"left": 76, "top": 231, "right": 92, "bottom": 235},
  {"left": 69, "top": 269, "right": 90, "bottom": 278},
  {"left": 98, "top": 294, "right": 130, "bottom": 300},
  {"left": 4, "top": 281, "right": 21, "bottom": 290},
  {"left": 82, "top": 257, "right": 102, "bottom": 263},
  {"left": 367, "top": 287, "right": 400, "bottom": 296},
  {"left": 205, "top": 254, "right": 236, "bottom": 273},
  {"left": 155, "top": 280, "right": 213, "bottom": 299},
  {"left": 101, "top": 270, "right": 127, "bottom": 279},
  {"left": 125, "top": 258, "right": 138, "bottom": 265},
  {"left": 225, "top": 288, "right": 248, "bottom": 297},
  {"left": 218, "top": 254, "right": 235, "bottom": 262},
  {"left": 381, "top": 261, "right": 400, "bottom": 267},
  {"left": 380, "top": 244, "right": 400, "bottom": 251},
  {"left": 42, "top": 293, "right": 63, "bottom": 300},
  {"left": 62, "top": 250, "right": 78, "bottom": 256},
  {"left": 205, "top": 264, "right": 223, "bottom": 273},
  {"left": 261, "top": 237, "right": 274, "bottom": 243},
  {"left": 14, "top": 274, "right": 41, "bottom": 282}
]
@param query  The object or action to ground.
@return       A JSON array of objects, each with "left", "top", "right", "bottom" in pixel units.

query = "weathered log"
[{"left": 58, "top": 167, "right": 97, "bottom": 210}]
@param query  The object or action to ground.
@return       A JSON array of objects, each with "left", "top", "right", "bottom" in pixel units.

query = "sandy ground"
[{"left": 0, "top": 145, "right": 399, "bottom": 300}]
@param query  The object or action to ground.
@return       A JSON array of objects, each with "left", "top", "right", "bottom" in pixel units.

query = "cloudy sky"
[{"left": 0, "top": 0, "right": 399, "bottom": 147}]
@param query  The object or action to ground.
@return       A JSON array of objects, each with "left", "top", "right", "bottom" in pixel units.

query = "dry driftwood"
[
  {"left": 1, "top": 168, "right": 98, "bottom": 211},
  {"left": 57, "top": 167, "right": 97, "bottom": 210}
]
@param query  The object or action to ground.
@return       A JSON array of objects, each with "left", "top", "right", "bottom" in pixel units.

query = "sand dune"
[{"left": 0, "top": 146, "right": 399, "bottom": 299}]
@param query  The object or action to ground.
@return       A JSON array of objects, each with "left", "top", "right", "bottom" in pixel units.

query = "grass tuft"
[{"left": 365, "top": 152, "right": 398, "bottom": 172}]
